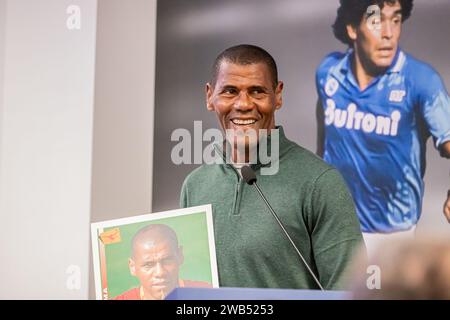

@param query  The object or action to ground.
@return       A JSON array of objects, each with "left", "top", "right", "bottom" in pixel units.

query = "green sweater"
[{"left": 180, "top": 126, "right": 363, "bottom": 290}]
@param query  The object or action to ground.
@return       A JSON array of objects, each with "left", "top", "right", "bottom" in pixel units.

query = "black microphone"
[{"left": 241, "top": 165, "right": 324, "bottom": 291}]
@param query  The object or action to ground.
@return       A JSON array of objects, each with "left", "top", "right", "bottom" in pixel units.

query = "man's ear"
[
  {"left": 128, "top": 258, "right": 136, "bottom": 276},
  {"left": 206, "top": 83, "right": 215, "bottom": 111},
  {"left": 177, "top": 246, "right": 185, "bottom": 265},
  {"left": 346, "top": 24, "right": 357, "bottom": 42},
  {"left": 275, "top": 81, "right": 284, "bottom": 110}
]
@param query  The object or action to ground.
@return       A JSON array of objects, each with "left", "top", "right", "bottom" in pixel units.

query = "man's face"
[
  {"left": 129, "top": 240, "right": 183, "bottom": 300},
  {"left": 349, "top": 1, "right": 403, "bottom": 70},
  {"left": 206, "top": 61, "right": 283, "bottom": 151}
]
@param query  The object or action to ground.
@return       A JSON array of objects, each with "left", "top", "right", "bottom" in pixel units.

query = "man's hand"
[
  {"left": 439, "top": 141, "right": 450, "bottom": 159},
  {"left": 444, "top": 190, "right": 450, "bottom": 223}
]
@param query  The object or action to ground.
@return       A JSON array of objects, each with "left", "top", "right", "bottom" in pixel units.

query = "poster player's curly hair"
[{"left": 333, "top": 0, "right": 414, "bottom": 46}]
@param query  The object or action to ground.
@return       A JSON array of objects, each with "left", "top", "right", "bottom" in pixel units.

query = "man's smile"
[{"left": 230, "top": 118, "right": 257, "bottom": 126}]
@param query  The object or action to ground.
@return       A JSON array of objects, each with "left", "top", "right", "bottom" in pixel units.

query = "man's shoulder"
[
  {"left": 400, "top": 52, "right": 447, "bottom": 97},
  {"left": 403, "top": 52, "right": 442, "bottom": 80},
  {"left": 282, "top": 138, "right": 336, "bottom": 180},
  {"left": 316, "top": 51, "right": 346, "bottom": 76},
  {"left": 112, "top": 287, "right": 140, "bottom": 300}
]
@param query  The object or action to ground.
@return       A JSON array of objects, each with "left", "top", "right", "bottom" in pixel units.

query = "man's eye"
[
  {"left": 251, "top": 89, "right": 266, "bottom": 96},
  {"left": 222, "top": 88, "right": 237, "bottom": 95},
  {"left": 393, "top": 16, "right": 402, "bottom": 24}
]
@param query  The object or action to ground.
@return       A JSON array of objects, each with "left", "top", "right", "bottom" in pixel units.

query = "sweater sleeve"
[{"left": 308, "top": 168, "right": 365, "bottom": 290}]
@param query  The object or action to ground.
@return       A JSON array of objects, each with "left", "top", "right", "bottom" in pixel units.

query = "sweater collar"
[{"left": 213, "top": 125, "right": 292, "bottom": 171}]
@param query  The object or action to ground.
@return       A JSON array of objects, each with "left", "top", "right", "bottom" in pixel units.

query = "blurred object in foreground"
[{"left": 349, "top": 236, "right": 450, "bottom": 300}]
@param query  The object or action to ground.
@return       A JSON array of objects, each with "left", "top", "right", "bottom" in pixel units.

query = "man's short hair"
[
  {"left": 333, "top": 0, "right": 414, "bottom": 46},
  {"left": 210, "top": 44, "right": 278, "bottom": 89}
]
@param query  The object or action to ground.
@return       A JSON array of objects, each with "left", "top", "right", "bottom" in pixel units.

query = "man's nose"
[
  {"left": 154, "top": 262, "right": 167, "bottom": 276},
  {"left": 381, "top": 21, "right": 393, "bottom": 39},
  {"left": 234, "top": 91, "right": 253, "bottom": 111}
]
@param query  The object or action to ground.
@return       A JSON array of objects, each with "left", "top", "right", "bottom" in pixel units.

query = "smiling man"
[
  {"left": 205, "top": 46, "right": 283, "bottom": 166},
  {"left": 180, "top": 44, "right": 364, "bottom": 290},
  {"left": 113, "top": 224, "right": 211, "bottom": 300},
  {"left": 316, "top": 0, "right": 450, "bottom": 257}
]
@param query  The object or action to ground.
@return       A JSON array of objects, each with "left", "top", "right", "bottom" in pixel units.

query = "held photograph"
[{"left": 91, "top": 205, "right": 218, "bottom": 300}]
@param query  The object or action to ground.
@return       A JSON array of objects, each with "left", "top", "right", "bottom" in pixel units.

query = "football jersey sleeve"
[
  {"left": 414, "top": 64, "right": 450, "bottom": 148},
  {"left": 315, "top": 52, "right": 344, "bottom": 96}
]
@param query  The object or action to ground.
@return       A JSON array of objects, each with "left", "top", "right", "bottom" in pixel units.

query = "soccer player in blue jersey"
[{"left": 315, "top": 0, "right": 450, "bottom": 255}]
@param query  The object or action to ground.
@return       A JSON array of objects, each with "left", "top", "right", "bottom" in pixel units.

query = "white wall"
[
  {"left": 0, "top": 0, "right": 5, "bottom": 178},
  {"left": 0, "top": 0, "right": 98, "bottom": 299},
  {"left": 90, "top": 0, "right": 156, "bottom": 224},
  {"left": 0, "top": 0, "right": 158, "bottom": 299},
  {"left": 89, "top": 0, "right": 157, "bottom": 298},
  {"left": 0, "top": 0, "right": 157, "bottom": 299}
]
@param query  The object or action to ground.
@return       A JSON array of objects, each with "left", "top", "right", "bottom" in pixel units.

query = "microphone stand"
[{"left": 242, "top": 166, "right": 324, "bottom": 291}]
